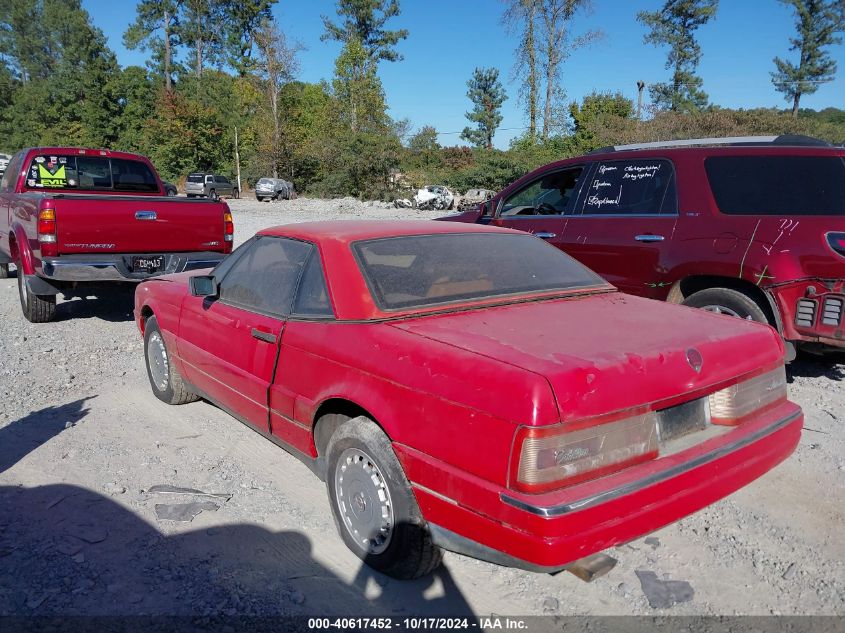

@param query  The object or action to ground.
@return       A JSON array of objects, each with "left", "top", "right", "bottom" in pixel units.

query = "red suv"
[{"left": 442, "top": 135, "right": 845, "bottom": 360}]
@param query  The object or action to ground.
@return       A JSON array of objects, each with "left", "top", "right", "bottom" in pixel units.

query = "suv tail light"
[
  {"left": 511, "top": 412, "right": 659, "bottom": 493},
  {"left": 37, "top": 204, "right": 58, "bottom": 257},
  {"left": 708, "top": 366, "right": 787, "bottom": 425},
  {"left": 826, "top": 232, "right": 845, "bottom": 257},
  {"left": 223, "top": 210, "right": 234, "bottom": 252}
]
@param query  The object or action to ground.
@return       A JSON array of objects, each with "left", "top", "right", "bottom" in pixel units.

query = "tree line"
[{"left": 0, "top": 0, "right": 842, "bottom": 200}]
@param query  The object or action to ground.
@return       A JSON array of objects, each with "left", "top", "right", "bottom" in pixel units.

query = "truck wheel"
[
  {"left": 682, "top": 288, "right": 769, "bottom": 324},
  {"left": 326, "top": 417, "right": 443, "bottom": 579},
  {"left": 208, "top": 189, "right": 218, "bottom": 201},
  {"left": 144, "top": 316, "right": 198, "bottom": 405},
  {"left": 18, "top": 273, "right": 56, "bottom": 323},
  {"left": 0, "top": 263, "right": 8, "bottom": 279},
  {"left": 256, "top": 196, "right": 264, "bottom": 202},
  {"left": 232, "top": 188, "right": 239, "bottom": 199}
]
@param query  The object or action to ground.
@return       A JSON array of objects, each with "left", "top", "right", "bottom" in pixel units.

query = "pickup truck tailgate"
[{"left": 53, "top": 195, "right": 227, "bottom": 254}]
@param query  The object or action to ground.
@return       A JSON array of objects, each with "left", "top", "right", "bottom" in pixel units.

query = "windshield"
[
  {"left": 25, "top": 155, "right": 159, "bottom": 192},
  {"left": 353, "top": 232, "right": 608, "bottom": 311}
]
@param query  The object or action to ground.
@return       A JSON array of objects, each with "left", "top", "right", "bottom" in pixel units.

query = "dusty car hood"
[{"left": 389, "top": 292, "right": 784, "bottom": 423}]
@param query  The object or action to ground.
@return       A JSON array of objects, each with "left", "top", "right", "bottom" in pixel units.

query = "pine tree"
[
  {"left": 772, "top": 0, "right": 845, "bottom": 117},
  {"left": 223, "top": 0, "right": 278, "bottom": 75},
  {"left": 321, "top": 0, "right": 408, "bottom": 66},
  {"left": 460, "top": 68, "right": 507, "bottom": 150},
  {"left": 638, "top": 0, "right": 718, "bottom": 113},
  {"left": 123, "top": 0, "right": 181, "bottom": 92}
]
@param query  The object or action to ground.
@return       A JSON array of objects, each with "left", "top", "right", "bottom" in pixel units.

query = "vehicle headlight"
[{"left": 708, "top": 366, "right": 787, "bottom": 425}]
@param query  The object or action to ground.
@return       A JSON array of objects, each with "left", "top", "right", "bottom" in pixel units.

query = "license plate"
[
  {"left": 655, "top": 397, "right": 709, "bottom": 443},
  {"left": 132, "top": 255, "right": 165, "bottom": 274}
]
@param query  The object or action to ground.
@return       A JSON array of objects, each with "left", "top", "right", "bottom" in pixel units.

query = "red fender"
[{"left": 10, "top": 223, "right": 36, "bottom": 275}]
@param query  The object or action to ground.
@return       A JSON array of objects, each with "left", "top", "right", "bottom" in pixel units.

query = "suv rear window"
[
  {"left": 187, "top": 174, "right": 205, "bottom": 183},
  {"left": 706, "top": 155, "right": 845, "bottom": 215},
  {"left": 583, "top": 159, "right": 677, "bottom": 215},
  {"left": 25, "top": 155, "right": 159, "bottom": 192},
  {"left": 353, "top": 233, "right": 608, "bottom": 310}
]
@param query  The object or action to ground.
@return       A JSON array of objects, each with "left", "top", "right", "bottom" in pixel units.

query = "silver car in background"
[
  {"left": 255, "top": 177, "right": 294, "bottom": 201},
  {"left": 184, "top": 173, "right": 238, "bottom": 200},
  {"left": 0, "top": 154, "right": 10, "bottom": 176}
]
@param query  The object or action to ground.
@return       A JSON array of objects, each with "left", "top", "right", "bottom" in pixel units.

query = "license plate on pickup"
[{"left": 132, "top": 255, "right": 165, "bottom": 274}]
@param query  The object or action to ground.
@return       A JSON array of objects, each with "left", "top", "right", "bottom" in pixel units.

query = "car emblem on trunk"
[{"left": 686, "top": 348, "right": 703, "bottom": 373}]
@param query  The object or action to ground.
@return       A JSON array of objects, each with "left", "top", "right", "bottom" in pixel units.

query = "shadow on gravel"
[
  {"left": 56, "top": 286, "right": 136, "bottom": 323},
  {"left": 0, "top": 483, "right": 475, "bottom": 618},
  {"left": 0, "top": 397, "right": 94, "bottom": 475},
  {"left": 786, "top": 352, "right": 845, "bottom": 383}
]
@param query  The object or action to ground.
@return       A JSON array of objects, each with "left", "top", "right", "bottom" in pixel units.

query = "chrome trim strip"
[{"left": 501, "top": 410, "right": 801, "bottom": 518}]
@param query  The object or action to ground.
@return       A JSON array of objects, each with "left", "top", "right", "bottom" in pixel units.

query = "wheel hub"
[
  {"left": 701, "top": 304, "right": 753, "bottom": 320},
  {"left": 147, "top": 332, "right": 170, "bottom": 392},
  {"left": 334, "top": 448, "right": 393, "bottom": 555}
]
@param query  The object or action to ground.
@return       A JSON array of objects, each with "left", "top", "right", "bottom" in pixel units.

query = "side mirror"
[{"left": 189, "top": 275, "right": 218, "bottom": 298}]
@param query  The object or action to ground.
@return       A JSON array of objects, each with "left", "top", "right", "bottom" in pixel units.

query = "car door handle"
[
  {"left": 635, "top": 234, "right": 665, "bottom": 242},
  {"left": 534, "top": 232, "right": 557, "bottom": 239},
  {"left": 251, "top": 328, "right": 277, "bottom": 344}
]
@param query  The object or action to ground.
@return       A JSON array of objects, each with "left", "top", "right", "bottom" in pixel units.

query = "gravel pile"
[{"left": 0, "top": 197, "right": 842, "bottom": 616}]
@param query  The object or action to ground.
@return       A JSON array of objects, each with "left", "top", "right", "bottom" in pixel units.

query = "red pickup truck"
[
  {"left": 0, "top": 147, "right": 234, "bottom": 322},
  {"left": 442, "top": 136, "right": 845, "bottom": 359}
]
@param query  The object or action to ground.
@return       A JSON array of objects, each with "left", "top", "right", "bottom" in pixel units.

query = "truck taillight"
[
  {"left": 708, "top": 366, "right": 787, "bottom": 425},
  {"left": 826, "top": 232, "right": 845, "bottom": 257},
  {"left": 224, "top": 211, "right": 234, "bottom": 241},
  {"left": 38, "top": 207, "right": 58, "bottom": 257},
  {"left": 511, "top": 412, "right": 659, "bottom": 493}
]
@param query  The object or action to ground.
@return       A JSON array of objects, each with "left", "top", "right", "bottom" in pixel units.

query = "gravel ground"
[{"left": 0, "top": 196, "right": 843, "bottom": 617}]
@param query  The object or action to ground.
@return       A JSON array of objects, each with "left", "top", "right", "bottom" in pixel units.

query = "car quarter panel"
[{"left": 272, "top": 319, "right": 560, "bottom": 486}]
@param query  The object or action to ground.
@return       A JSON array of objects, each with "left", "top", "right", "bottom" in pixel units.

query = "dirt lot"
[{"left": 0, "top": 196, "right": 843, "bottom": 617}]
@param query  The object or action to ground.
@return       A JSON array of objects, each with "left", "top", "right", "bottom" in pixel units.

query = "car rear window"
[
  {"left": 353, "top": 233, "right": 608, "bottom": 310},
  {"left": 705, "top": 155, "right": 845, "bottom": 215},
  {"left": 25, "top": 155, "right": 159, "bottom": 192},
  {"left": 187, "top": 174, "right": 205, "bottom": 183}
]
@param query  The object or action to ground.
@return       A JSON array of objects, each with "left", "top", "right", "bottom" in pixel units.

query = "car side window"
[
  {"left": 217, "top": 237, "right": 312, "bottom": 316},
  {"left": 582, "top": 159, "right": 676, "bottom": 215},
  {"left": 499, "top": 167, "right": 584, "bottom": 217},
  {"left": 293, "top": 251, "right": 334, "bottom": 318}
]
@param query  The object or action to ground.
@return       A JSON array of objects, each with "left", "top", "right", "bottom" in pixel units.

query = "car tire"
[
  {"left": 187, "top": 194, "right": 195, "bottom": 198},
  {"left": 18, "top": 271, "right": 56, "bottom": 323},
  {"left": 232, "top": 188, "right": 239, "bottom": 199},
  {"left": 144, "top": 316, "right": 199, "bottom": 405},
  {"left": 166, "top": 188, "right": 176, "bottom": 197},
  {"left": 682, "top": 288, "right": 769, "bottom": 324},
  {"left": 0, "top": 263, "right": 8, "bottom": 279},
  {"left": 209, "top": 189, "right": 218, "bottom": 201},
  {"left": 326, "top": 416, "right": 443, "bottom": 579},
  {"left": 256, "top": 196, "right": 264, "bottom": 202}
]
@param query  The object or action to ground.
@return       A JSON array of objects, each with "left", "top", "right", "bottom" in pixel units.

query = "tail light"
[
  {"left": 708, "top": 365, "right": 787, "bottom": 425},
  {"left": 223, "top": 210, "right": 234, "bottom": 252},
  {"left": 826, "top": 232, "right": 845, "bottom": 257},
  {"left": 510, "top": 412, "right": 659, "bottom": 493},
  {"left": 37, "top": 205, "right": 58, "bottom": 257}
]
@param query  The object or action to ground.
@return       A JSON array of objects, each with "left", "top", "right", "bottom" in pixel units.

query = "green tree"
[
  {"left": 178, "top": 0, "right": 227, "bottom": 77},
  {"left": 113, "top": 65, "right": 157, "bottom": 152},
  {"left": 503, "top": 0, "right": 540, "bottom": 140},
  {"left": 223, "top": 0, "right": 278, "bottom": 75},
  {"left": 638, "top": 0, "right": 719, "bottom": 113},
  {"left": 771, "top": 0, "right": 845, "bottom": 117},
  {"left": 123, "top": 0, "right": 181, "bottom": 92},
  {"left": 568, "top": 91, "right": 634, "bottom": 152},
  {"left": 332, "top": 36, "right": 389, "bottom": 133},
  {"left": 321, "top": 0, "right": 408, "bottom": 65},
  {"left": 460, "top": 67, "right": 507, "bottom": 150}
]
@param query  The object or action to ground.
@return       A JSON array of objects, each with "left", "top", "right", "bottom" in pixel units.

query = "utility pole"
[
  {"left": 636, "top": 81, "right": 645, "bottom": 120},
  {"left": 234, "top": 127, "right": 241, "bottom": 195}
]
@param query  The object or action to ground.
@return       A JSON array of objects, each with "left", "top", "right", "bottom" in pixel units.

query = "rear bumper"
[
  {"left": 39, "top": 251, "right": 225, "bottom": 283},
  {"left": 402, "top": 402, "right": 802, "bottom": 572}
]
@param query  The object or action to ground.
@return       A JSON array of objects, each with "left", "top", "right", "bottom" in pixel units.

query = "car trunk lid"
[{"left": 390, "top": 292, "right": 784, "bottom": 423}]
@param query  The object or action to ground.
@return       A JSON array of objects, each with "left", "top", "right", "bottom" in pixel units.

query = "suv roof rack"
[{"left": 589, "top": 134, "right": 831, "bottom": 154}]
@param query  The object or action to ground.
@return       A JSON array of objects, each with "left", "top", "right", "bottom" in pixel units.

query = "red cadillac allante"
[{"left": 134, "top": 221, "right": 802, "bottom": 579}]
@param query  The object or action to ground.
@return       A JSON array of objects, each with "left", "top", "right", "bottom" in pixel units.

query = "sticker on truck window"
[{"left": 28, "top": 156, "right": 70, "bottom": 188}]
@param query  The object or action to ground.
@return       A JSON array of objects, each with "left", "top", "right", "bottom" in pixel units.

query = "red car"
[
  {"left": 134, "top": 221, "right": 802, "bottom": 579},
  {"left": 442, "top": 136, "right": 845, "bottom": 359}
]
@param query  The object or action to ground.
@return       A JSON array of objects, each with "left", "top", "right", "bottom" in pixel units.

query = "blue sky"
[{"left": 83, "top": 0, "right": 845, "bottom": 149}]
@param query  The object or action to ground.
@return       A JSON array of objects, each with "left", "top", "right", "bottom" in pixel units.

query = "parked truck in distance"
[{"left": 0, "top": 147, "right": 234, "bottom": 323}]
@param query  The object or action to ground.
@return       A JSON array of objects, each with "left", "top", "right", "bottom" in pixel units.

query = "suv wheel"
[
  {"left": 208, "top": 189, "right": 218, "bottom": 201},
  {"left": 682, "top": 288, "right": 769, "bottom": 323},
  {"left": 232, "top": 188, "right": 239, "bottom": 199},
  {"left": 326, "top": 417, "right": 443, "bottom": 579}
]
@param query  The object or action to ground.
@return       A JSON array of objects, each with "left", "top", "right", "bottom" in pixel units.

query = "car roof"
[
  {"left": 24, "top": 147, "right": 152, "bottom": 162},
  {"left": 257, "top": 220, "right": 514, "bottom": 244}
]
